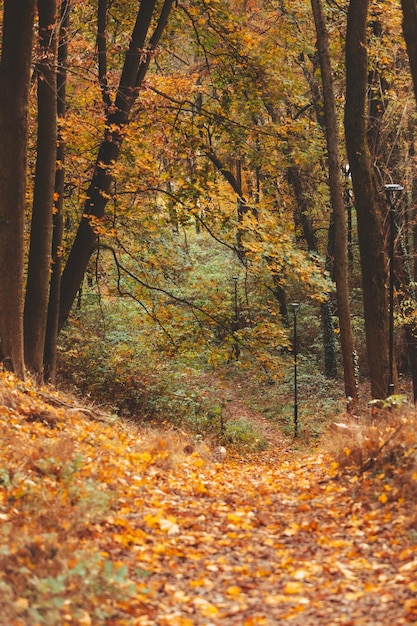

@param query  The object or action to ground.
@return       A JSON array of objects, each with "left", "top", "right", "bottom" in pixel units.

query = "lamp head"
[
  {"left": 383, "top": 183, "right": 404, "bottom": 201},
  {"left": 342, "top": 163, "right": 350, "bottom": 177},
  {"left": 383, "top": 183, "right": 404, "bottom": 192},
  {"left": 290, "top": 302, "right": 301, "bottom": 315}
]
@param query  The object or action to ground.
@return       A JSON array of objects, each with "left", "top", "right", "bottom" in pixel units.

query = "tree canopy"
[{"left": 0, "top": 0, "right": 417, "bottom": 403}]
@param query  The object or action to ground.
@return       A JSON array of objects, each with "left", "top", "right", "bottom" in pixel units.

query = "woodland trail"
[
  {"left": 199, "top": 371, "right": 292, "bottom": 459},
  {"left": 1, "top": 372, "right": 417, "bottom": 625}
]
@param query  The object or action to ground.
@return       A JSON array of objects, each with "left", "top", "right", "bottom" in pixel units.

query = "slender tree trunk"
[
  {"left": 58, "top": 0, "right": 175, "bottom": 332},
  {"left": 24, "top": 0, "right": 58, "bottom": 377},
  {"left": 0, "top": 1, "right": 36, "bottom": 378},
  {"left": 287, "top": 164, "right": 338, "bottom": 378},
  {"left": 344, "top": 0, "right": 390, "bottom": 399},
  {"left": 311, "top": 0, "right": 357, "bottom": 401},
  {"left": 44, "top": 0, "right": 71, "bottom": 383},
  {"left": 397, "top": 23, "right": 417, "bottom": 395},
  {"left": 396, "top": 231, "right": 417, "bottom": 402}
]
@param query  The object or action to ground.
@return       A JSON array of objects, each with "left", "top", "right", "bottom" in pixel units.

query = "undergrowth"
[
  {"left": 0, "top": 371, "right": 212, "bottom": 624},
  {"left": 57, "top": 305, "right": 272, "bottom": 451},
  {"left": 327, "top": 397, "right": 417, "bottom": 500}
]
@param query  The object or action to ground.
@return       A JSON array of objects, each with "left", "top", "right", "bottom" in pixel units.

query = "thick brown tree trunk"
[
  {"left": 58, "top": 0, "right": 174, "bottom": 332},
  {"left": 344, "top": 0, "right": 390, "bottom": 398},
  {"left": 311, "top": 0, "right": 357, "bottom": 402},
  {"left": 24, "top": 0, "right": 58, "bottom": 378},
  {"left": 401, "top": 0, "right": 417, "bottom": 104},
  {"left": 44, "top": 0, "right": 71, "bottom": 383},
  {"left": 0, "top": 1, "right": 36, "bottom": 378}
]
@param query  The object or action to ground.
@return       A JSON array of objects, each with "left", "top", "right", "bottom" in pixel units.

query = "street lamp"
[
  {"left": 290, "top": 303, "right": 301, "bottom": 437},
  {"left": 383, "top": 183, "right": 404, "bottom": 397},
  {"left": 232, "top": 276, "right": 239, "bottom": 359}
]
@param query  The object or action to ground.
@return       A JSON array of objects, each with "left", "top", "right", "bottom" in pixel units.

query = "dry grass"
[{"left": 326, "top": 398, "right": 417, "bottom": 498}]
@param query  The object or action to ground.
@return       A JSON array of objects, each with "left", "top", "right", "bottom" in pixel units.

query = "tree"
[
  {"left": 58, "top": 0, "right": 175, "bottom": 332},
  {"left": 311, "top": 0, "right": 357, "bottom": 402},
  {"left": 44, "top": 0, "right": 71, "bottom": 383},
  {"left": 24, "top": 0, "right": 58, "bottom": 378},
  {"left": 344, "top": 0, "right": 390, "bottom": 399},
  {"left": 0, "top": 1, "right": 36, "bottom": 378},
  {"left": 401, "top": 0, "right": 417, "bottom": 104}
]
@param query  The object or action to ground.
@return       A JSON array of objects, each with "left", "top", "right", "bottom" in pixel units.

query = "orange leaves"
[
  {"left": 2, "top": 371, "right": 417, "bottom": 624},
  {"left": 143, "top": 513, "right": 180, "bottom": 536},
  {"left": 193, "top": 597, "right": 219, "bottom": 618}
]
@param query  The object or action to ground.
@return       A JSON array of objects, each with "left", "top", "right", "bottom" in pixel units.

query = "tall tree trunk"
[
  {"left": 44, "top": 0, "right": 71, "bottom": 383},
  {"left": 311, "top": 0, "right": 357, "bottom": 401},
  {"left": 401, "top": 0, "right": 417, "bottom": 104},
  {"left": 0, "top": 1, "right": 36, "bottom": 378},
  {"left": 58, "top": 0, "right": 175, "bottom": 332},
  {"left": 344, "top": 0, "right": 390, "bottom": 399},
  {"left": 24, "top": 0, "right": 58, "bottom": 377}
]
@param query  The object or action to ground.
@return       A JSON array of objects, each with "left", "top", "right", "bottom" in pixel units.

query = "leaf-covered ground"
[{"left": 1, "top": 371, "right": 417, "bottom": 625}]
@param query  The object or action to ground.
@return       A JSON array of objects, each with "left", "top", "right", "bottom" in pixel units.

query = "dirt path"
[
  {"left": 2, "top": 371, "right": 417, "bottom": 624},
  {"left": 200, "top": 372, "right": 292, "bottom": 460}
]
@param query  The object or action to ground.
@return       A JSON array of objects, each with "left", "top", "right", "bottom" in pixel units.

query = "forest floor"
[{"left": 1, "top": 370, "right": 417, "bottom": 625}]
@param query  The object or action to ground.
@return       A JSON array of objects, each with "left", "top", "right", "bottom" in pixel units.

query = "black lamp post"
[
  {"left": 232, "top": 276, "right": 238, "bottom": 323},
  {"left": 290, "top": 303, "right": 301, "bottom": 437},
  {"left": 232, "top": 276, "right": 239, "bottom": 359},
  {"left": 383, "top": 183, "right": 403, "bottom": 397}
]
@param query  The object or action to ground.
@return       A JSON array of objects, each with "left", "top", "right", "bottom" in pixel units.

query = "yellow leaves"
[
  {"left": 226, "top": 584, "right": 242, "bottom": 596},
  {"left": 377, "top": 484, "right": 391, "bottom": 504},
  {"left": 138, "top": 451, "right": 153, "bottom": 465},
  {"left": 283, "top": 521, "right": 300, "bottom": 537},
  {"left": 3, "top": 372, "right": 417, "bottom": 624},
  {"left": 159, "top": 617, "right": 194, "bottom": 626},
  {"left": 76, "top": 611, "right": 93, "bottom": 625},
  {"left": 13, "top": 598, "right": 29, "bottom": 613},
  {"left": 143, "top": 513, "right": 180, "bottom": 535},
  {"left": 193, "top": 597, "right": 219, "bottom": 618},
  {"left": 283, "top": 581, "right": 304, "bottom": 595},
  {"left": 189, "top": 576, "right": 212, "bottom": 589},
  {"left": 226, "top": 511, "right": 253, "bottom": 529}
]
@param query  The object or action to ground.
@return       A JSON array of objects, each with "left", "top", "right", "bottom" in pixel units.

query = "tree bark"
[
  {"left": 311, "top": 0, "right": 357, "bottom": 401},
  {"left": 44, "top": 0, "right": 71, "bottom": 383},
  {"left": 401, "top": 0, "right": 417, "bottom": 104},
  {"left": 344, "top": 0, "right": 390, "bottom": 398},
  {"left": 24, "top": 0, "right": 58, "bottom": 377},
  {"left": 58, "top": 0, "right": 175, "bottom": 332},
  {"left": 0, "top": 0, "right": 36, "bottom": 378}
]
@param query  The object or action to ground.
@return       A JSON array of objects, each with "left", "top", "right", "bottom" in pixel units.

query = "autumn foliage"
[{"left": 1, "top": 370, "right": 417, "bottom": 624}]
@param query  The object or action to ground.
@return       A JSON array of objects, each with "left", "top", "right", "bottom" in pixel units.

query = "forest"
[{"left": 1, "top": 0, "right": 417, "bottom": 623}]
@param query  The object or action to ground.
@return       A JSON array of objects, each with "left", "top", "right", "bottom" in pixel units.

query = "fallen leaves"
[{"left": 1, "top": 371, "right": 417, "bottom": 624}]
